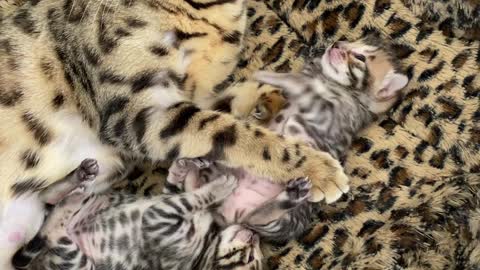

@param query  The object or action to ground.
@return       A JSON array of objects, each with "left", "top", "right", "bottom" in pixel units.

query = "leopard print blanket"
[{"left": 2, "top": 0, "right": 479, "bottom": 269}]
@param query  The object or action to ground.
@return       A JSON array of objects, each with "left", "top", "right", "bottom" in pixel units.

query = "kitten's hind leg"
[
  {"left": 0, "top": 159, "right": 98, "bottom": 270},
  {"left": 39, "top": 158, "right": 99, "bottom": 205},
  {"left": 160, "top": 174, "right": 238, "bottom": 215}
]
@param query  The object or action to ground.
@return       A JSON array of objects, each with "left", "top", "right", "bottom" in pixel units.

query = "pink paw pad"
[{"left": 8, "top": 231, "right": 24, "bottom": 243}]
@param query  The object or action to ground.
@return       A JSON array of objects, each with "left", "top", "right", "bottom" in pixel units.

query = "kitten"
[
  {"left": 13, "top": 159, "right": 263, "bottom": 270},
  {"left": 167, "top": 36, "right": 409, "bottom": 243}
]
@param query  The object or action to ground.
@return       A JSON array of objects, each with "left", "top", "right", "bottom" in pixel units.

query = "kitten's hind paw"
[
  {"left": 76, "top": 159, "right": 99, "bottom": 182},
  {"left": 286, "top": 177, "right": 312, "bottom": 202}
]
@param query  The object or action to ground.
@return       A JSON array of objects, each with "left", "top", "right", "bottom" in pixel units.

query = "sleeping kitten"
[
  {"left": 167, "top": 36, "right": 409, "bottom": 243},
  {"left": 13, "top": 159, "right": 263, "bottom": 270}
]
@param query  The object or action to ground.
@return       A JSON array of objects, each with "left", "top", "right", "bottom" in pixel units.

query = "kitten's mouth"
[{"left": 328, "top": 47, "right": 346, "bottom": 66}]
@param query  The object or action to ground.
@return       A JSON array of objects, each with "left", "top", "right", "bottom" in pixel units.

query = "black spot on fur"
[
  {"left": 113, "top": 118, "right": 127, "bottom": 138},
  {"left": 389, "top": 166, "right": 411, "bottom": 187},
  {"left": 150, "top": 46, "right": 169, "bottom": 57},
  {"left": 13, "top": 8, "right": 37, "bottom": 35},
  {"left": 184, "top": 0, "right": 236, "bottom": 9},
  {"left": 222, "top": 30, "right": 242, "bottom": 44},
  {"left": 262, "top": 147, "right": 271, "bottom": 160},
  {"left": 52, "top": 93, "right": 65, "bottom": 109},
  {"left": 100, "top": 97, "right": 130, "bottom": 140},
  {"left": 294, "top": 156, "right": 307, "bottom": 168},
  {"left": 352, "top": 137, "right": 373, "bottom": 154},
  {"left": 436, "top": 96, "right": 463, "bottom": 120},
  {"left": 212, "top": 96, "right": 234, "bottom": 113},
  {"left": 22, "top": 113, "right": 52, "bottom": 145},
  {"left": 21, "top": 150, "right": 40, "bottom": 169},
  {"left": 343, "top": 2, "right": 365, "bottom": 29},
  {"left": 262, "top": 37, "right": 285, "bottom": 65},
  {"left": 173, "top": 28, "right": 207, "bottom": 47},
  {"left": 131, "top": 72, "right": 156, "bottom": 93},
  {"left": 83, "top": 45, "right": 101, "bottom": 66},
  {"left": 11, "top": 178, "right": 47, "bottom": 196},
  {"left": 376, "top": 187, "right": 397, "bottom": 213},
  {"left": 386, "top": 14, "right": 412, "bottom": 39},
  {"left": 254, "top": 129, "right": 265, "bottom": 137},
  {"left": 133, "top": 107, "right": 151, "bottom": 143},
  {"left": 115, "top": 28, "right": 131, "bottom": 38},
  {"left": 282, "top": 148, "right": 290, "bottom": 162},
  {"left": 357, "top": 220, "right": 385, "bottom": 237},
  {"left": 370, "top": 150, "right": 392, "bottom": 169},
  {"left": 374, "top": 0, "right": 391, "bottom": 14},
  {"left": 166, "top": 144, "right": 181, "bottom": 160},
  {"left": 418, "top": 61, "right": 445, "bottom": 82},
  {"left": 99, "top": 71, "right": 127, "bottom": 84},
  {"left": 199, "top": 114, "right": 220, "bottom": 130},
  {"left": 390, "top": 43, "right": 415, "bottom": 59},
  {"left": 207, "top": 124, "right": 237, "bottom": 160},
  {"left": 125, "top": 17, "right": 147, "bottom": 28},
  {"left": 160, "top": 104, "right": 200, "bottom": 139},
  {"left": 98, "top": 19, "right": 117, "bottom": 54},
  {"left": 40, "top": 57, "right": 56, "bottom": 80},
  {"left": 213, "top": 74, "right": 234, "bottom": 93},
  {"left": 0, "top": 87, "right": 24, "bottom": 107},
  {"left": 414, "top": 140, "right": 429, "bottom": 163}
]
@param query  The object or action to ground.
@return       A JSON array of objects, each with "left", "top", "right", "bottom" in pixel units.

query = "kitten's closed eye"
[{"left": 352, "top": 53, "right": 366, "bottom": 62}]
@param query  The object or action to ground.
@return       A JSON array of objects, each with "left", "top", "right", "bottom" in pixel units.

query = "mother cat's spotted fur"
[{"left": 0, "top": 0, "right": 349, "bottom": 268}]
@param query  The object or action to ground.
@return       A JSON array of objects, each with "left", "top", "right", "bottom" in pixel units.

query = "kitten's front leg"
[
  {"left": 254, "top": 71, "right": 306, "bottom": 97},
  {"left": 159, "top": 174, "right": 238, "bottom": 216}
]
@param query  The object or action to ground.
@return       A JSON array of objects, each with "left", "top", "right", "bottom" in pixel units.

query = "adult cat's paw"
[
  {"left": 76, "top": 159, "right": 99, "bottom": 182},
  {"left": 302, "top": 149, "right": 349, "bottom": 203},
  {"left": 286, "top": 177, "right": 312, "bottom": 202}
]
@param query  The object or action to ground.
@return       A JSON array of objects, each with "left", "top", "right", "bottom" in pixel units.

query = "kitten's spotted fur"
[{"left": 14, "top": 159, "right": 263, "bottom": 270}]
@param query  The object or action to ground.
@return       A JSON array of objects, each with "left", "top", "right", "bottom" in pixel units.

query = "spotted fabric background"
[{"left": 2, "top": 0, "right": 479, "bottom": 269}]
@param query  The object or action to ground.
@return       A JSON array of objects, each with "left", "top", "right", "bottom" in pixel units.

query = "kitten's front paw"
[
  {"left": 208, "top": 174, "right": 238, "bottom": 201},
  {"left": 286, "top": 177, "right": 312, "bottom": 202},
  {"left": 76, "top": 159, "right": 99, "bottom": 182},
  {"left": 303, "top": 150, "right": 349, "bottom": 203}
]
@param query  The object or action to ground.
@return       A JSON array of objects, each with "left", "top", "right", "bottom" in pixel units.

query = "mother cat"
[{"left": 0, "top": 0, "right": 350, "bottom": 268}]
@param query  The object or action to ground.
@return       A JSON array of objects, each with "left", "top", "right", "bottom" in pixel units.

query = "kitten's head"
[
  {"left": 213, "top": 225, "right": 263, "bottom": 269},
  {"left": 316, "top": 38, "right": 409, "bottom": 114}
]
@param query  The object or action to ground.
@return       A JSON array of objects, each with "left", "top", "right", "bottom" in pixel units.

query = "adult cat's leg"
[
  {"left": 100, "top": 85, "right": 348, "bottom": 203},
  {"left": 244, "top": 178, "right": 315, "bottom": 242}
]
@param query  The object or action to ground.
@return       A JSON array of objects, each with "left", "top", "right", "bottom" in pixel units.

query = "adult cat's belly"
[
  {"left": 219, "top": 171, "right": 284, "bottom": 223},
  {"left": 0, "top": 110, "right": 123, "bottom": 202}
]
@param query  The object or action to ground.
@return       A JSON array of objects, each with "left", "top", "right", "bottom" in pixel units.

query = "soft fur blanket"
[{"left": 2, "top": 0, "right": 479, "bottom": 269}]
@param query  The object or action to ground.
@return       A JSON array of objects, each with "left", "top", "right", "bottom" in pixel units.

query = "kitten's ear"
[{"left": 377, "top": 73, "right": 408, "bottom": 100}]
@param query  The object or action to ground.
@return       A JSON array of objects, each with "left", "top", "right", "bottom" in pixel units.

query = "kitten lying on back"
[
  {"left": 167, "top": 36, "right": 409, "bottom": 243},
  {"left": 14, "top": 159, "right": 263, "bottom": 270}
]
